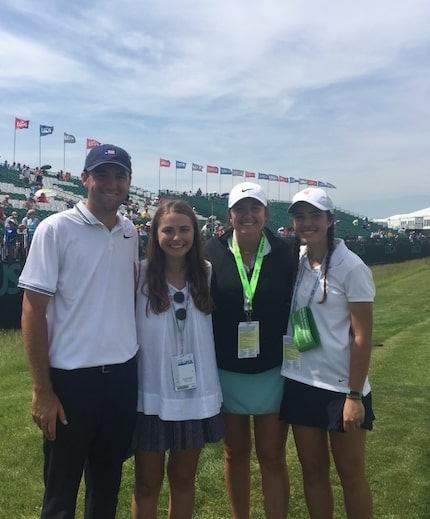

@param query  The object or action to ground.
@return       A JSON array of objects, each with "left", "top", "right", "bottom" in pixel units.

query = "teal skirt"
[{"left": 218, "top": 366, "right": 284, "bottom": 415}]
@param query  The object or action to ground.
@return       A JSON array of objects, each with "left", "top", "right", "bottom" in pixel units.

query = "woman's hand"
[{"left": 343, "top": 398, "right": 365, "bottom": 432}]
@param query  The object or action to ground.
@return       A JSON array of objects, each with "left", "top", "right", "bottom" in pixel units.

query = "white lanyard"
[{"left": 291, "top": 257, "right": 324, "bottom": 312}]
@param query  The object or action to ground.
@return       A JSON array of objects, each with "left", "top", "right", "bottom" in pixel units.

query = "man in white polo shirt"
[{"left": 19, "top": 144, "right": 139, "bottom": 519}]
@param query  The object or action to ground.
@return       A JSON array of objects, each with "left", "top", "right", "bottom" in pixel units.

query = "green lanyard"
[{"left": 232, "top": 234, "right": 266, "bottom": 319}]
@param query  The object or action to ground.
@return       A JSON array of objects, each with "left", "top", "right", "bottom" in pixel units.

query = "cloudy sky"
[{"left": 1, "top": 0, "right": 429, "bottom": 218}]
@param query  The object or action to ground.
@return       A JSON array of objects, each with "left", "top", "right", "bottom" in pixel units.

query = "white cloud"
[
  {"left": 0, "top": 0, "right": 429, "bottom": 217},
  {"left": 0, "top": 32, "right": 87, "bottom": 86}
]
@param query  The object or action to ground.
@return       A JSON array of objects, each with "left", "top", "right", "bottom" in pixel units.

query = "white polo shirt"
[
  {"left": 282, "top": 239, "right": 375, "bottom": 395},
  {"left": 19, "top": 201, "right": 139, "bottom": 369}
]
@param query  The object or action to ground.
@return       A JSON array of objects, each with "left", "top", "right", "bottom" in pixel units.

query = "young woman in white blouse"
[{"left": 132, "top": 200, "right": 224, "bottom": 519}]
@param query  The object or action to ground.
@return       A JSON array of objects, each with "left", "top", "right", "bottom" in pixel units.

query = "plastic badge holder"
[{"left": 291, "top": 306, "right": 321, "bottom": 352}]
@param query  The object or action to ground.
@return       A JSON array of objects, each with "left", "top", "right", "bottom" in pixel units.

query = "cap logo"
[
  {"left": 241, "top": 188, "right": 253, "bottom": 192},
  {"left": 105, "top": 149, "right": 116, "bottom": 157}
]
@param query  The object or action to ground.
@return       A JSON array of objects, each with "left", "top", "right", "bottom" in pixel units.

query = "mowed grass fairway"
[{"left": 0, "top": 258, "right": 429, "bottom": 518}]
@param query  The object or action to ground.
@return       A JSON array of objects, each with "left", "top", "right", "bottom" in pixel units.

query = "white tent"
[{"left": 375, "top": 207, "right": 430, "bottom": 232}]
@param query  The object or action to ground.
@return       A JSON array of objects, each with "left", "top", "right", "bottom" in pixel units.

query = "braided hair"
[{"left": 318, "top": 221, "right": 335, "bottom": 303}]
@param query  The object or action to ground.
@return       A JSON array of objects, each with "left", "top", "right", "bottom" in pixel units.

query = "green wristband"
[{"left": 346, "top": 389, "right": 363, "bottom": 398}]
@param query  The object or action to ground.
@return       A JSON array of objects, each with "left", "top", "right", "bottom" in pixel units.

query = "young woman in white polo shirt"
[{"left": 280, "top": 188, "right": 375, "bottom": 519}]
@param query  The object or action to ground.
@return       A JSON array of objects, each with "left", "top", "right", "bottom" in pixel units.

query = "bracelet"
[
  {"left": 346, "top": 394, "right": 362, "bottom": 400},
  {"left": 346, "top": 389, "right": 363, "bottom": 399}
]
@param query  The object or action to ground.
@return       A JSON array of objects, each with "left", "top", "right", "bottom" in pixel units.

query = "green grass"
[{"left": 1, "top": 258, "right": 429, "bottom": 518}]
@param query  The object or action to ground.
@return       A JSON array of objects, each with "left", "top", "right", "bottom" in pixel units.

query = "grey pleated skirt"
[{"left": 132, "top": 411, "right": 225, "bottom": 452}]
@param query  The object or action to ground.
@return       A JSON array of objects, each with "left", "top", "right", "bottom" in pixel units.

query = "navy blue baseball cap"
[{"left": 84, "top": 144, "right": 132, "bottom": 174}]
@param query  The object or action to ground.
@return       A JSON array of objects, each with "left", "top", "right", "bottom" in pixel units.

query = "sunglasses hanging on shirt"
[
  {"left": 173, "top": 291, "right": 185, "bottom": 303},
  {"left": 173, "top": 291, "right": 187, "bottom": 320}
]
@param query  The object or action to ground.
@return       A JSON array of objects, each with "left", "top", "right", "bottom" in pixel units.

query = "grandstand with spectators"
[{"left": 1, "top": 161, "right": 429, "bottom": 328}]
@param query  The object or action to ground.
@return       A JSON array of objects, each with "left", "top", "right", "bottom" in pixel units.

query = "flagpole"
[
  {"left": 158, "top": 165, "right": 161, "bottom": 196},
  {"left": 63, "top": 140, "right": 66, "bottom": 172},
  {"left": 39, "top": 134, "right": 41, "bottom": 168},
  {"left": 13, "top": 124, "right": 16, "bottom": 163},
  {"left": 191, "top": 168, "right": 194, "bottom": 194},
  {"left": 206, "top": 170, "right": 208, "bottom": 196},
  {"left": 175, "top": 166, "right": 177, "bottom": 192}
]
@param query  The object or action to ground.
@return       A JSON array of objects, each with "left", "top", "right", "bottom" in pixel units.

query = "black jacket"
[{"left": 206, "top": 227, "right": 294, "bottom": 373}]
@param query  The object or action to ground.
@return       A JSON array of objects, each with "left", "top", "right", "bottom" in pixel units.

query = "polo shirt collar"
[{"left": 75, "top": 200, "right": 125, "bottom": 231}]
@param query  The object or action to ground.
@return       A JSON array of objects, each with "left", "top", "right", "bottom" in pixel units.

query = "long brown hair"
[
  {"left": 143, "top": 200, "right": 213, "bottom": 315},
  {"left": 292, "top": 211, "right": 335, "bottom": 304}
]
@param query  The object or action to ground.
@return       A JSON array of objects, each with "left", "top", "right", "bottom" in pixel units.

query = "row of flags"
[
  {"left": 16, "top": 117, "right": 75, "bottom": 142},
  {"left": 159, "top": 158, "right": 336, "bottom": 188},
  {"left": 15, "top": 117, "right": 103, "bottom": 149},
  {"left": 14, "top": 116, "right": 103, "bottom": 169},
  {"left": 14, "top": 117, "right": 336, "bottom": 189},
  {"left": 16, "top": 117, "right": 56, "bottom": 137}
]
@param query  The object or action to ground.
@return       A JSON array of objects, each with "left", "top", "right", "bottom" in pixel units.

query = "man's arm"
[{"left": 21, "top": 289, "right": 67, "bottom": 440}]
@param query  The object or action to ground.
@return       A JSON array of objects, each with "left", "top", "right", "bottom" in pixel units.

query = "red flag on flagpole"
[
  {"left": 160, "top": 158, "right": 171, "bottom": 167},
  {"left": 15, "top": 117, "right": 30, "bottom": 129},
  {"left": 87, "top": 138, "right": 101, "bottom": 149}
]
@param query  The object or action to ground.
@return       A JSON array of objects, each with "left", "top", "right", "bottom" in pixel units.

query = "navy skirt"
[{"left": 280, "top": 378, "right": 375, "bottom": 432}]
